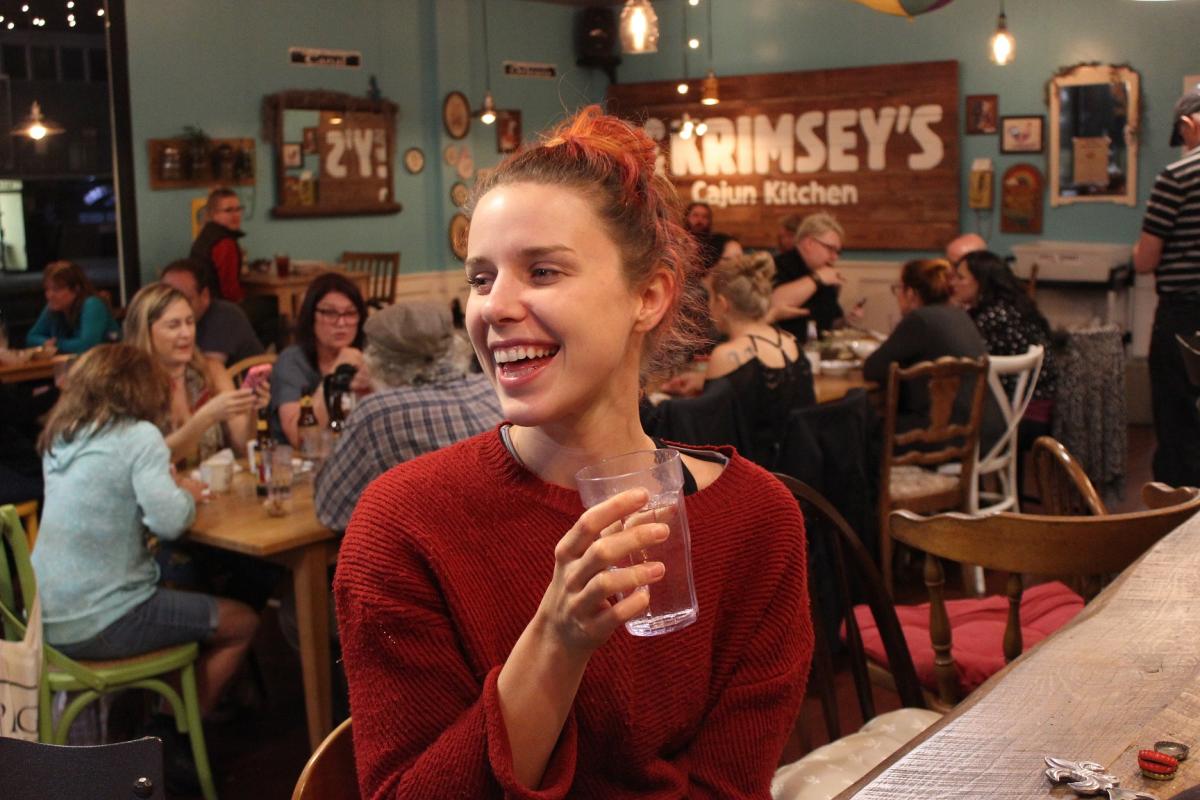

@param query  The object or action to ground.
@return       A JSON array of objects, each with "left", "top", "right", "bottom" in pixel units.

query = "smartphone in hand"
[{"left": 242, "top": 363, "right": 273, "bottom": 394}]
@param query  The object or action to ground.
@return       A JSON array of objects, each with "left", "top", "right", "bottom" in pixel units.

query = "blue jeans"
[{"left": 55, "top": 588, "right": 219, "bottom": 660}]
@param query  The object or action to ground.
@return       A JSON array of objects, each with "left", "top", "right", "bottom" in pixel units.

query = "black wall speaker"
[{"left": 575, "top": 6, "right": 620, "bottom": 83}]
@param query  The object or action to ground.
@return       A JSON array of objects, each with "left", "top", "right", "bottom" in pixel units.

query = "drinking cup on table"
[
  {"left": 200, "top": 460, "right": 233, "bottom": 493},
  {"left": 266, "top": 444, "right": 295, "bottom": 516},
  {"left": 274, "top": 253, "right": 291, "bottom": 278},
  {"left": 575, "top": 449, "right": 699, "bottom": 637}
]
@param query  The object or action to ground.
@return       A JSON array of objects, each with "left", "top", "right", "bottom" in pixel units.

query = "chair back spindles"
[{"left": 340, "top": 251, "right": 400, "bottom": 307}]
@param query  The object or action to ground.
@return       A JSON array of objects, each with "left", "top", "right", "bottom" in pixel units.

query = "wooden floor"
[{"left": 171, "top": 425, "right": 1159, "bottom": 799}]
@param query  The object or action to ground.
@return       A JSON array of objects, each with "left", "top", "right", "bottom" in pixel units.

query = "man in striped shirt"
[{"left": 1135, "top": 88, "right": 1200, "bottom": 486}]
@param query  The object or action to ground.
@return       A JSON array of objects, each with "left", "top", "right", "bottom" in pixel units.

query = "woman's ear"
[{"left": 633, "top": 268, "right": 675, "bottom": 333}]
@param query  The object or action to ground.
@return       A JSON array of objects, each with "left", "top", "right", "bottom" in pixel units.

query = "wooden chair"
[
  {"left": 878, "top": 356, "right": 988, "bottom": 595},
  {"left": 0, "top": 736, "right": 165, "bottom": 800},
  {"left": 225, "top": 352, "right": 277, "bottom": 388},
  {"left": 770, "top": 475, "right": 940, "bottom": 800},
  {"left": 887, "top": 485, "right": 1200, "bottom": 706},
  {"left": 0, "top": 506, "right": 218, "bottom": 800},
  {"left": 291, "top": 717, "right": 357, "bottom": 800},
  {"left": 340, "top": 251, "right": 400, "bottom": 308},
  {"left": 1030, "top": 435, "right": 1106, "bottom": 516},
  {"left": 13, "top": 498, "right": 38, "bottom": 551}
]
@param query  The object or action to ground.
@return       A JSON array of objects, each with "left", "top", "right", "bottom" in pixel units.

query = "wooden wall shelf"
[
  {"left": 270, "top": 202, "right": 402, "bottom": 219},
  {"left": 147, "top": 137, "right": 256, "bottom": 190}
]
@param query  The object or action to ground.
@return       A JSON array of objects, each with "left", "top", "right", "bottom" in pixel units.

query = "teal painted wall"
[
  {"left": 611, "top": 0, "right": 1200, "bottom": 260},
  {"left": 123, "top": 0, "right": 604, "bottom": 283}
]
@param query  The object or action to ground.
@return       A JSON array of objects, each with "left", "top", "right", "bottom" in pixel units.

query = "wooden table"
[
  {"left": 189, "top": 470, "right": 336, "bottom": 751},
  {"left": 837, "top": 512, "right": 1200, "bottom": 799},
  {"left": 814, "top": 368, "right": 876, "bottom": 404},
  {"left": 241, "top": 267, "right": 370, "bottom": 322},
  {"left": 0, "top": 353, "right": 69, "bottom": 384}
]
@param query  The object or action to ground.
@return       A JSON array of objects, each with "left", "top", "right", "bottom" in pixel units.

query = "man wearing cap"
[
  {"left": 1134, "top": 88, "right": 1200, "bottom": 486},
  {"left": 313, "top": 300, "right": 502, "bottom": 532}
]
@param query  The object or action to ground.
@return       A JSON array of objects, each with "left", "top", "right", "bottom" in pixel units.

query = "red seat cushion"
[{"left": 853, "top": 581, "right": 1084, "bottom": 694}]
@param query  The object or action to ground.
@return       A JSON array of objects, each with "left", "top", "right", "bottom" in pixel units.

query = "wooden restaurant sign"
[{"left": 606, "top": 61, "right": 959, "bottom": 251}]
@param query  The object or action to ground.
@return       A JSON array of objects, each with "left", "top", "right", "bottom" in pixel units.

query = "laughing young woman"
[{"left": 335, "top": 106, "right": 813, "bottom": 799}]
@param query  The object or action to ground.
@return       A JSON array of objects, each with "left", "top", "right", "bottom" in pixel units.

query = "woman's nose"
[{"left": 479, "top": 271, "right": 526, "bottom": 326}]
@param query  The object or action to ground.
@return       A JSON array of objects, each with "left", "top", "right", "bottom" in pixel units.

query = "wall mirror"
[
  {"left": 1048, "top": 63, "right": 1140, "bottom": 207},
  {"left": 262, "top": 90, "right": 401, "bottom": 217}
]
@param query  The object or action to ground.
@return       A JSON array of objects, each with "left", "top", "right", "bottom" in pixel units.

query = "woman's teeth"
[{"left": 494, "top": 345, "right": 558, "bottom": 364}]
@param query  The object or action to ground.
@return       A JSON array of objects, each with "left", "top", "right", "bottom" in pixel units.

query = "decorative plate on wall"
[
  {"left": 456, "top": 149, "right": 475, "bottom": 180},
  {"left": 443, "top": 91, "right": 471, "bottom": 140},
  {"left": 449, "top": 213, "right": 470, "bottom": 261},
  {"left": 443, "top": 144, "right": 460, "bottom": 166},
  {"left": 450, "top": 181, "right": 470, "bottom": 208},
  {"left": 403, "top": 147, "right": 425, "bottom": 174}
]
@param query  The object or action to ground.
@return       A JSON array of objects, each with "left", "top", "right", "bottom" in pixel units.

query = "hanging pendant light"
[
  {"left": 988, "top": 1, "right": 1015, "bottom": 65},
  {"left": 676, "top": 0, "right": 690, "bottom": 95},
  {"left": 700, "top": 0, "right": 720, "bottom": 105},
  {"left": 12, "top": 102, "right": 64, "bottom": 141},
  {"left": 619, "top": 0, "right": 659, "bottom": 54},
  {"left": 474, "top": 0, "right": 498, "bottom": 124}
]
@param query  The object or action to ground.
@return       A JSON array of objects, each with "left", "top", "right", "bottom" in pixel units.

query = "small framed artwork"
[
  {"left": 450, "top": 181, "right": 470, "bottom": 208},
  {"left": 965, "top": 95, "right": 998, "bottom": 135},
  {"left": 302, "top": 127, "right": 318, "bottom": 155},
  {"left": 403, "top": 147, "right": 425, "bottom": 174},
  {"left": 1000, "top": 115, "right": 1045, "bottom": 154},
  {"left": 282, "top": 142, "right": 302, "bottom": 168},
  {"left": 443, "top": 91, "right": 471, "bottom": 140},
  {"left": 496, "top": 109, "right": 522, "bottom": 153}
]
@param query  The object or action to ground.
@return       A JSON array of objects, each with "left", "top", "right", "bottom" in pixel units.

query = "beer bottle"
[
  {"left": 254, "top": 410, "right": 273, "bottom": 497},
  {"left": 297, "top": 395, "right": 320, "bottom": 459}
]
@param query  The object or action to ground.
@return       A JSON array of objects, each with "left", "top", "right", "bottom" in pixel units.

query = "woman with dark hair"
[
  {"left": 335, "top": 106, "right": 812, "bottom": 797},
  {"left": 865, "top": 258, "right": 1003, "bottom": 448},
  {"left": 954, "top": 251, "right": 1058, "bottom": 430},
  {"left": 269, "top": 272, "right": 366, "bottom": 445},
  {"left": 25, "top": 260, "right": 119, "bottom": 353}
]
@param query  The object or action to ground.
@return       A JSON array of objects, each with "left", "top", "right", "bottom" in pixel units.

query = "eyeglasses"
[
  {"left": 216, "top": 205, "right": 244, "bottom": 214},
  {"left": 810, "top": 238, "right": 842, "bottom": 257},
  {"left": 314, "top": 307, "right": 360, "bottom": 324}
]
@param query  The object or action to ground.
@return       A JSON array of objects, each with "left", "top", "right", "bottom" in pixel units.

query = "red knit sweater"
[{"left": 334, "top": 429, "right": 813, "bottom": 799}]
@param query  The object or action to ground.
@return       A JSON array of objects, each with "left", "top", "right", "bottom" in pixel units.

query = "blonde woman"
[
  {"left": 706, "top": 252, "right": 816, "bottom": 465},
  {"left": 123, "top": 283, "right": 262, "bottom": 464}
]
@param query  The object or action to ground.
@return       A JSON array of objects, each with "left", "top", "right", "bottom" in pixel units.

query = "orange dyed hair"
[{"left": 467, "top": 104, "right": 703, "bottom": 381}]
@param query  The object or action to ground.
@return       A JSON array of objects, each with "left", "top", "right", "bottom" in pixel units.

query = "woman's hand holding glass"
[{"left": 536, "top": 488, "right": 668, "bottom": 654}]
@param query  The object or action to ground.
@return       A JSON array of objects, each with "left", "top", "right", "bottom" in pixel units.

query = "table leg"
[{"left": 286, "top": 541, "right": 334, "bottom": 751}]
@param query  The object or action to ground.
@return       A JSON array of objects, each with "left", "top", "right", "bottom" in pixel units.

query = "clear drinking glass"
[
  {"left": 575, "top": 449, "right": 699, "bottom": 637},
  {"left": 266, "top": 444, "right": 294, "bottom": 516}
]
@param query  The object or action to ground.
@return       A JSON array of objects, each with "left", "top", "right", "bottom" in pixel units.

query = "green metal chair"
[{"left": 0, "top": 505, "right": 218, "bottom": 800}]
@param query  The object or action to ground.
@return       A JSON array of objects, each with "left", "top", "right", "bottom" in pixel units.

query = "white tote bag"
[{"left": 0, "top": 592, "right": 42, "bottom": 741}]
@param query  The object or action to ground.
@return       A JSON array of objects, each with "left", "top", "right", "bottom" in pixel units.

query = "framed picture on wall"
[
  {"left": 965, "top": 95, "right": 998, "bottom": 135},
  {"left": 496, "top": 109, "right": 522, "bottom": 153},
  {"left": 302, "top": 127, "right": 318, "bottom": 154},
  {"left": 282, "top": 142, "right": 302, "bottom": 168},
  {"left": 1000, "top": 115, "right": 1044, "bottom": 154}
]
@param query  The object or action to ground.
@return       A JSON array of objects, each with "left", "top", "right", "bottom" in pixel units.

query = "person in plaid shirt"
[{"left": 314, "top": 301, "right": 502, "bottom": 531}]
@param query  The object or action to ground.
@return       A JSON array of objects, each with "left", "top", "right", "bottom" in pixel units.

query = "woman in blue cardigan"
[{"left": 25, "top": 260, "right": 119, "bottom": 353}]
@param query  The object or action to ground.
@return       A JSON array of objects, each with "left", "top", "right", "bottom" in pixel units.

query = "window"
[
  {"left": 2, "top": 45, "right": 27, "bottom": 80},
  {"left": 87, "top": 48, "right": 106, "bottom": 83},
  {"left": 60, "top": 48, "right": 85, "bottom": 81},
  {"left": 30, "top": 46, "right": 56, "bottom": 81}
]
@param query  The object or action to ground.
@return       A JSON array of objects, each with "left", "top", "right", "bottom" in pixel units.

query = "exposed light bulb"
[
  {"left": 676, "top": 81, "right": 688, "bottom": 95},
  {"left": 6, "top": 21, "right": 13, "bottom": 29},
  {"left": 68, "top": 19, "right": 75, "bottom": 26},
  {"left": 688, "top": 0, "right": 699, "bottom": 5},
  {"left": 20, "top": 4, "right": 29, "bottom": 12},
  {"left": 695, "top": 120, "right": 708, "bottom": 136},
  {"left": 688, "top": 37, "right": 699, "bottom": 49},
  {"left": 96, "top": 7, "right": 104, "bottom": 16},
  {"left": 618, "top": 0, "right": 659, "bottom": 54},
  {"left": 67, "top": 1, "right": 74, "bottom": 7},
  {"left": 989, "top": 9, "right": 1015, "bottom": 65},
  {"left": 29, "top": 123, "right": 47, "bottom": 140}
]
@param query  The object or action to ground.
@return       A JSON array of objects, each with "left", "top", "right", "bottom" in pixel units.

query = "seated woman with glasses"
[
  {"left": 864, "top": 258, "right": 1004, "bottom": 451},
  {"left": 269, "top": 272, "right": 367, "bottom": 447}
]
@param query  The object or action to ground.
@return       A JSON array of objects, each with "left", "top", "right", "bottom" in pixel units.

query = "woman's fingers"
[
  {"left": 567, "top": 520, "right": 670, "bottom": 592},
  {"left": 555, "top": 488, "right": 649, "bottom": 563}
]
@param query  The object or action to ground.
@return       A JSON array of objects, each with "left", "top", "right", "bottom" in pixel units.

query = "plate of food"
[{"left": 818, "top": 358, "right": 858, "bottom": 377}]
